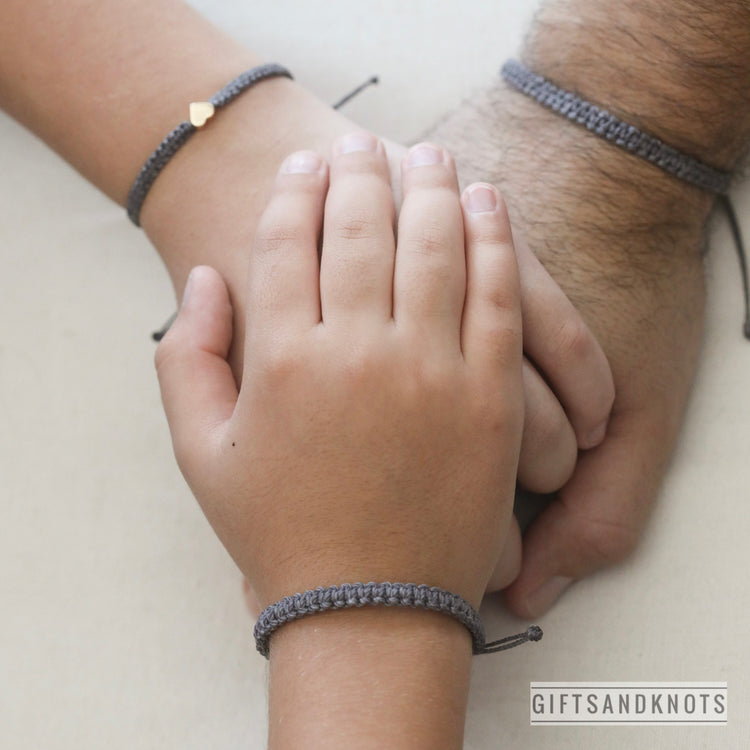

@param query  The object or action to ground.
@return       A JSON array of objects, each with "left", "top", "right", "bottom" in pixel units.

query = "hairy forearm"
[
  {"left": 430, "top": 0, "right": 750, "bottom": 265},
  {"left": 525, "top": 0, "right": 750, "bottom": 169}
]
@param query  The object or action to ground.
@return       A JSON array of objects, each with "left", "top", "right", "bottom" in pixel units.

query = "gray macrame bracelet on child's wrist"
[
  {"left": 253, "top": 582, "right": 543, "bottom": 658},
  {"left": 126, "top": 62, "right": 293, "bottom": 227}
]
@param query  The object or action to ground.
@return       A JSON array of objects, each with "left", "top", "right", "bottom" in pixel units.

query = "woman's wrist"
[
  {"left": 140, "top": 76, "right": 356, "bottom": 296},
  {"left": 267, "top": 605, "right": 472, "bottom": 750},
  {"left": 141, "top": 79, "right": 407, "bottom": 380}
]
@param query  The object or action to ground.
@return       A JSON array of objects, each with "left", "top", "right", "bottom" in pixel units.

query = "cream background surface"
[{"left": 1, "top": 1, "right": 748, "bottom": 748}]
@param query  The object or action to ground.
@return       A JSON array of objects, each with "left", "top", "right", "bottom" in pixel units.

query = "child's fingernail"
[
  {"left": 406, "top": 143, "right": 444, "bottom": 167},
  {"left": 181, "top": 269, "right": 197, "bottom": 308},
  {"left": 335, "top": 132, "right": 379, "bottom": 155},
  {"left": 282, "top": 150, "right": 323, "bottom": 174},
  {"left": 464, "top": 183, "right": 498, "bottom": 214}
]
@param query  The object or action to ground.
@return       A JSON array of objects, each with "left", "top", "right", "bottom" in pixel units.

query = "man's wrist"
[
  {"left": 429, "top": 79, "right": 708, "bottom": 268},
  {"left": 267, "top": 606, "right": 472, "bottom": 750},
  {"left": 499, "top": 81, "right": 716, "bottom": 239},
  {"left": 524, "top": 0, "right": 750, "bottom": 170}
]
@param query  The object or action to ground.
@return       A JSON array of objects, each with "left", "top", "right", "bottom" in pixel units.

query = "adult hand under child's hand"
[
  {"left": 142, "top": 86, "right": 614, "bottom": 602},
  {"left": 142, "top": 86, "right": 614, "bottom": 509},
  {"left": 426, "top": 75, "right": 711, "bottom": 618},
  {"left": 0, "top": 0, "right": 617, "bottom": 606},
  {"left": 155, "top": 134, "right": 525, "bottom": 610}
]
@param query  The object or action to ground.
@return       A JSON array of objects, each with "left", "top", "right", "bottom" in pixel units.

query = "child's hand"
[{"left": 155, "top": 132, "right": 523, "bottom": 610}]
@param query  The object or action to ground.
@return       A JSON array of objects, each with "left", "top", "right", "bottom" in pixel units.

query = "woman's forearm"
[
  {"left": 0, "top": 0, "right": 263, "bottom": 203},
  {"left": 0, "top": 0, "right": 363, "bottom": 298}
]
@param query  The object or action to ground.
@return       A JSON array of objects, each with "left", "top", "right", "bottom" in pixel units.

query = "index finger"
[{"left": 515, "top": 233, "right": 615, "bottom": 449}]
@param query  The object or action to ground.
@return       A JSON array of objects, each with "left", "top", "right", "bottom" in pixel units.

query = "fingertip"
[
  {"left": 581, "top": 418, "right": 609, "bottom": 450},
  {"left": 333, "top": 131, "right": 384, "bottom": 158},
  {"left": 399, "top": 142, "right": 459, "bottom": 194},
  {"left": 462, "top": 181, "right": 497, "bottom": 212},
  {"left": 402, "top": 141, "right": 447, "bottom": 169},
  {"left": 158, "top": 266, "right": 231, "bottom": 357},
  {"left": 278, "top": 149, "right": 327, "bottom": 177}
]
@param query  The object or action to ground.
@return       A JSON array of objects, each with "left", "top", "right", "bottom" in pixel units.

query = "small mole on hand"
[{"left": 232, "top": 442, "right": 236, "bottom": 447}]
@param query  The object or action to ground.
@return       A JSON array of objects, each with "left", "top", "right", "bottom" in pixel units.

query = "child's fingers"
[
  {"left": 155, "top": 266, "right": 238, "bottom": 470},
  {"left": 246, "top": 150, "right": 327, "bottom": 355},
  {"left": 393, "top": 143, "right": 465, "bottom": 352},
  {"left": 460, "top": 183, "right": 522, "bottom": 378},
  {"left": 319, "top": 132, "right": 395, "bottom": 326}
]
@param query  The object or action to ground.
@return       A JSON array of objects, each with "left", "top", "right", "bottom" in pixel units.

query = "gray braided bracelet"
[
  {"left": 500, "top": 59, "right": 731, "bottom": 195},
  {"left": 253, "top": 582, "right": 543, "bottom": 658},
  {"left": 501, "top": 59, "right": 750, "bottom": 338},
  {"left": 126, "top": 63, "right": 293, "bottom": 226}
]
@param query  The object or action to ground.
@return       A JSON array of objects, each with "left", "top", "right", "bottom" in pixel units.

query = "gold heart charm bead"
[{"left": 189, "top": 101, "right": 215, "bottom": 128}]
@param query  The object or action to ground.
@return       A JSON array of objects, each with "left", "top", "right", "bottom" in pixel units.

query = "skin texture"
[
  {"left": 425, "top": 0, "right": 750, "bottom": 616},
  {"left": 0, "top": 0, "right": 616, "bottom": 592},
  {"left": 3, "top": 1, "right": 749, "bottom": 737},
  {"left": 155, "top": 136, "right": 524, "bottom": 748}
]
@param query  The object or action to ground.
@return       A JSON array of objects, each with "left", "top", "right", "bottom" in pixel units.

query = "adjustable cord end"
[
  {"left": 526, "top": 624, "right": 544, "bottom": 642},
  {"left": 479, "top": 624, "right": 544, "bottom": 655},
  {"left": 332, "top": 75, "right": 379, "bottom": 111},
  {"left": 152, "top": 312, "right": 177, "bottom": 342}
]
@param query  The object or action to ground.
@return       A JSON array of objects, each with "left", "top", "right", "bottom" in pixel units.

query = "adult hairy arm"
[{"left": 427, "top": 0, "right": 750, "bottom": 615}]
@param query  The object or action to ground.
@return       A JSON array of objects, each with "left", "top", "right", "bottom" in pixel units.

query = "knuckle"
[
  {"left": 412, "top": 357, "right": 451, "bottom": 393},
  {"left": 553, "top": 317, "right": 593, "bottom": 364},
  {"left": 411, "top": 222, "right": 450, "bottom": 257},
  {"left": 257, "top": 342, "right": 303, "bottom": 383},
  {"left": 483, "top": 270, "right": 520, "bottom": 313},
  {"left": 334, "top": 208, "right": 380, "bottom": 242},
  {"left": 340, "top": 345, "right": 384, "bottom": 386},
  {"left": 575, "top": 512, "right": 640, "bottom": 566},
  {"left": 255, "top": 220, "right": 306, "bottom": 256}
]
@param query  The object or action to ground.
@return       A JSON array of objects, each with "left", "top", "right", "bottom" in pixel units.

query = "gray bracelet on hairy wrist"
[
  {"left": 253, "top": 581, "right": 543, "bottom": 658},
  {"left": 501, "top": 58, "right": 750, "bottom": 340},
  {"left": 500, "top": 58, "right": 731, "bottom": 194}
]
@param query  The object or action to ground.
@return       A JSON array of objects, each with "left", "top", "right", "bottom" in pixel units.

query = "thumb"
[
  {"left": 155, "top": 266, "right": 238, "bottom": 473},
  {"left": 504, "top": 409, "right": 667, "bottom": 618}
]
